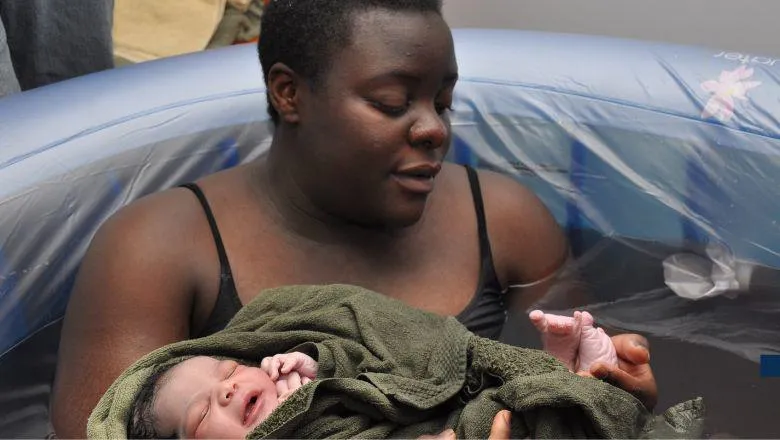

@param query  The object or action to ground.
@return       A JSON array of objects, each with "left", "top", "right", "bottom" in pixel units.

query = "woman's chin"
[
  {"left": 344, "top": 197, "right": 428, "bottom": 230},
  {"left": 384, "top": 204, "right": 428, "bottom": 229}
]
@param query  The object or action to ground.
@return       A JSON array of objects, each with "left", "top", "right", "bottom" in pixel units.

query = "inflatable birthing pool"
[{"left": 0, "top": 29, "right": 778, "bottom": 437}]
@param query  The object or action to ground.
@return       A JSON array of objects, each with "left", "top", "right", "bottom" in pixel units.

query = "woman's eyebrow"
[
  {"left": 364, "top": 70, "right": 459, "bottom": 90},
  {"left": 366, "top": 70, "right": 421, "bottom": 85}
]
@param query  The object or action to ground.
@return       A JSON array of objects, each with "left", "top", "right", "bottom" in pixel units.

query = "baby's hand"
[
  {"left": 260, "top": 352, "right": 318, "bottom": 382},
  {"left": 276, "top": 371, "right": 307, "bottom": 400}
]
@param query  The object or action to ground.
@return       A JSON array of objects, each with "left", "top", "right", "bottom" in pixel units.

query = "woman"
[{"left": 51, "top": 0, "right": 656, "bottom": 437}]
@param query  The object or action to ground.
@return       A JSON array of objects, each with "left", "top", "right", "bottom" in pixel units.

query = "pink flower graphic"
[{"left": 701, "top": 65, "right": 761, "bottom": 122}]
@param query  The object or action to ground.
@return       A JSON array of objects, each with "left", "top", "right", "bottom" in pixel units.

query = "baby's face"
[{"left": 154, "top": 356, "right": 280, "bottom": 439}]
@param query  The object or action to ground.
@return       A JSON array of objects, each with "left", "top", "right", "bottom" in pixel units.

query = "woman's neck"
[{"left": 251, "top": 135, "right": 416, "bottom": 247}]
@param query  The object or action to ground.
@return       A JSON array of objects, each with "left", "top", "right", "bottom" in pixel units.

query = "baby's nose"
[{"left": 218, "top": 382, "right": 237, "bottom": 405}]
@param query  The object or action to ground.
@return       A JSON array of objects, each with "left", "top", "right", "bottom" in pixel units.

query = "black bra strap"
[
  {"left": 464, "top": 165, "right": 490, "bottom": 249},
  {"left": 179, "top": 183, "right": 234, "bottom": 279}
]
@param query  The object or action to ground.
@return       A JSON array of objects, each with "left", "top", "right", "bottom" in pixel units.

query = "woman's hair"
[
  {"left": 258, "top": 0, "right": 444, "bottom": 124},
  {"left": 127, "top": 364, "right": 178, "bottom": 439}
]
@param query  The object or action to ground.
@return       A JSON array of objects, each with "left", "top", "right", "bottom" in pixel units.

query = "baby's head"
[{"left": 128, "top": 356, "right": 280, "bottom": 439}]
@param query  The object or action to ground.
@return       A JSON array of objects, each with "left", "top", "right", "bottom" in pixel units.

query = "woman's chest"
[{"left": 224, "top": 228, "right": 484, "bottom": 317}]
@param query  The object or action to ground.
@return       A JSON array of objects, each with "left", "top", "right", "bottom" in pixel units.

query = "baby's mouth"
[{"left": 243, "top": 395, "right": 258, "bottom": 426}]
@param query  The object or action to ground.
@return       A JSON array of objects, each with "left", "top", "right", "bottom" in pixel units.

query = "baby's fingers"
[
  {"left": 285, "top": 371, "right": 303, "bottom": 389},
  {"left": 278, "top": 355, "right": 297, "bottom": 375},
  {"left": 260, "top": 357, "right": 274, "bottom": 377},
  {"left": 276, "top": 378, "right": 289, "bottom": 396},
  {"left": 269, "top": 356, "right": 284, "bottom": 380}
]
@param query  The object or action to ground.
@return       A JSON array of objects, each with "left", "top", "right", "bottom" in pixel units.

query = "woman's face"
[{"left": 293, "top": 9, "right": 458, "bottom": 228}]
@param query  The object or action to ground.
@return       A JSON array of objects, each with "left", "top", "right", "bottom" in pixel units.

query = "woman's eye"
[
  {"left": 371, "top": 100, "right": 408, "bottom": 117},
  {"left": 435, "top": 103, "right": 454, "bottom": 114}
]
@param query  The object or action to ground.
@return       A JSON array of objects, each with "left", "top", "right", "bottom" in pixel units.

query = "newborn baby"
[
  {"left": 529, "top": 310, "right": 618, "bottom": 373},
  {"left": 130, "top": 312, "right": 615, "bottom": 439},
  {"left": 94, "top": 286, "right": 703, "bottom": 440},
  {"left": 130, "top": 352, "right": 318, "bottom": 439}
]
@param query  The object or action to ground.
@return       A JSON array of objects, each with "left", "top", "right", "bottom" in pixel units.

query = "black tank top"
[{"left": 181, "top": 165, "right": 507, "bottom": 339}]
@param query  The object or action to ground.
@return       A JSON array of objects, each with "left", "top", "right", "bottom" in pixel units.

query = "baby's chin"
[{"left": 251, "top": 400, "right": 281, "bottom": 428}]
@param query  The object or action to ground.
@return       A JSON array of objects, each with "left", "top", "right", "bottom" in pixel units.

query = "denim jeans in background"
[
  {"left": 0, "top": 17, "right": 19, "bottom": 98},
  {"left": 0, "top": 0, "right": 114, "bottom": 98}
]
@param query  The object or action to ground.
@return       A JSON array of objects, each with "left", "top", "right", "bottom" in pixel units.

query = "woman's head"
[
  {"left": 259, "top": 0, "right": 445, "bottom": 124},
  {"left": 259, "top": 0, "right": 458, "bottom": 228}
]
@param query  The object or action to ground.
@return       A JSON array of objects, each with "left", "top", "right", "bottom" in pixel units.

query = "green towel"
[{"left": 87, "top": 284, "right": 705, "bottom": 439}]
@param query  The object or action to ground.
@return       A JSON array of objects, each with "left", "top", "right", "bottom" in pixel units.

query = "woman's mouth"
[
  {"left": 392, "top": 173, "right": 435, "bottom": 194},
  {"left": 392, "top": 163, "right": 441, "bottom": 194}
]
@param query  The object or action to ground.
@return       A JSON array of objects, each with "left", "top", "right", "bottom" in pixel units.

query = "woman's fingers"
[
  {"left": 417, "top": 429, "right": 456, "bottom": 440},
  {"left": 488, "top": 410, "right": 512, "bottom": 440},
  {"left": 590, "top": 354, "right": 657, "bottom": 410},
  {"left": 611, "top": 334, "right": 651, "bottom": 365}
]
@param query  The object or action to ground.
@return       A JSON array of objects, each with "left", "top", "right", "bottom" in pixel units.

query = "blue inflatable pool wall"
[{"left": 1, "top": 30, "right": 779, "bottom": 362}]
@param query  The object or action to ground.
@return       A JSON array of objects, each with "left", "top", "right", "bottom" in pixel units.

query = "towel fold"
[{"left": 88, "top": 284, "right": 704, "bottom": 439}]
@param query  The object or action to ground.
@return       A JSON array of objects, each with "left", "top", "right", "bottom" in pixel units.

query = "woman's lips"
[
  {"left": 391, "top": 173, "right": 435, "bottom": 194},
  {"left": 392, "top": 162, "right": 441, "bottom": 194}
]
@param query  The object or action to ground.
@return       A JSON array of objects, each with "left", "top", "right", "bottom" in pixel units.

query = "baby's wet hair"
[{"left": 127, "top": 363, "right": 178, "bottom": 439}]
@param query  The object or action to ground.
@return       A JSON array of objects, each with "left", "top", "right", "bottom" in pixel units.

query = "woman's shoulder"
[
  {"left": 438, "top": 163, "right": 546, "bottom": 213},
  {"left": 435, "top": 163, "right": 564, "bottom": 251},
  {"left": 442, "top": 164, "right": 568, "bottom": 286},
  {"left": 100, "top": 185, "right": 207, "bottom": 244},
  {"left": 103, "top": 163, "right": 251, "bottom": 234}
]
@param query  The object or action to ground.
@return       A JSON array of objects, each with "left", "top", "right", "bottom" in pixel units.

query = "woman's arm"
[
  {"left": 50, "top": 196, "right": 197, "bottom": 438},
  {"left": 476, "top": 169, "right": 571, "bottom": 311},
  {"left": 478, "top": 169, "right": 658, "bottom": 410}
]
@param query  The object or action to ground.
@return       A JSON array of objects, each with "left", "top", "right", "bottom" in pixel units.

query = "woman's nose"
[{"left": 409, "top": 108, "right": 448, "bottom": 151}]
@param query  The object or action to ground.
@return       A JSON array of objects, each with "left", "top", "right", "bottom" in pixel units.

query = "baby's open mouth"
[{"left": 243, "top": 395, "right": 258, "bottom": 425}]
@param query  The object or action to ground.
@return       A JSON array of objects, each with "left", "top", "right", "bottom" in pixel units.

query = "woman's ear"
[{"left": 267, "top": 63, "right": 302, "bottom": 124}]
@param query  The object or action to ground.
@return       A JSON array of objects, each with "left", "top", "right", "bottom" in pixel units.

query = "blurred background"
[{"left": 443, "top": 0, "right": 779, "bottom": 56}]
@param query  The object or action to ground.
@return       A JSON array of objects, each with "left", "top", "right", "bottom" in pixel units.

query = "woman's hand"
[
  {"left": 417, "top": 411, "right": 512, "bottom": 440},
  {"left": 488, "top": 410, "right": 512, "bottom": 439},
  {"left": 588, "top": 333, "right": 657, "bottom": 410}
]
